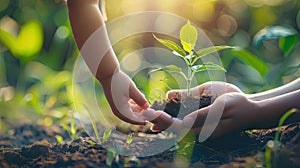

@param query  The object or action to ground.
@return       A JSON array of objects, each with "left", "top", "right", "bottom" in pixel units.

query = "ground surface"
[{"left": 0, "top": 122, "right": 300, "bottom": 168}]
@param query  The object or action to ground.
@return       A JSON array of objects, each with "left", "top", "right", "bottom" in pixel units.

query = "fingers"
[
  {"left": 129, "top": 83, "right": 149, "bottom": 109},
  {"left": 182, "top": 106, "right": 210, "bottom": 128},
  {"left": 167, "top": 82, "right": 243, "bottom": 100},
  {"left": 130, "top": 100, "right": 144, "bottom": 112},
  {"left": 142, "top": 109, "right": 174, "bottom": 131},
  {"left": 112, "top": 105, "right": 146, "bottom": 125}
]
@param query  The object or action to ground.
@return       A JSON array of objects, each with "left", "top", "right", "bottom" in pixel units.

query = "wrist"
[
  {"left": 98, "top": 67, "right": 121, "bottom": 85},
  {"left": 254, "top": 90, "right": 300, "bottom": 128}
]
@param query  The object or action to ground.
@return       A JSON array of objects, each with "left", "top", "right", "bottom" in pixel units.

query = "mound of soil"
[{"left": 151, "top": 95, "right": 213, "bottom": 119}]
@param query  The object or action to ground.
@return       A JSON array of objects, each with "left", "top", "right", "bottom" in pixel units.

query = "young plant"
[
  {"left": 62, "top": 111, "right": 79, "bottom": 140},
  {"left": 150, "top": 20, "right": 233, "bottom": 96},
  {"left": 103, "top": 128, "right": 112, "bottom": 141},
  {"left": 126, "top": 132, "right": 133, "bottom": 144},
  {"left": 106, "top": 149, "right": 117, "bottom": 167}
]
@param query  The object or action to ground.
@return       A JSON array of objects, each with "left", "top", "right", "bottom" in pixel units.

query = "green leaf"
[
  {"left": 106, "top": 150, "right": 116, "bottom": 166},
  {"left": 126, "top": 133, "right": 133, "bottom": 144},
  {"left": 180, "top": 20, "right": 198, "bottom": 53},
  {"left": 279, "top": 35, "right": 297, "bottom": 56},
  {"left": 153, "top": 34, "right": 186, "bottom": 57},
  {"left": 55, "top": 135, "right": 64, "bottom": 143},
  {"left": 192, "top": 46, "right": 234, "bottom": 65},
  {"left": 274, "top": 109, "right": 296, "bottom": 143},
  {"left": 103, "top": 128, "right": 112, "bottom": 140},
  {"left": 0, "top": 20, "right": 43, "bottom": 61},
  {"left": 231, "top": 47, "right": 268, "bottom": 76},
  {"left": 17, "top": 20, "right": 43, "bottom": 60},
  {"left": 0, "top": 29, "right": 18, "bottom": 55},
  {"left": 253, "top": 26, "right": 297, "bottom": 50},
  {"left": 191, "top": 63, "right": 226, "bottom": 73},
  {"left": 148, "top": 65, "right": 183, "bottom": 74}
]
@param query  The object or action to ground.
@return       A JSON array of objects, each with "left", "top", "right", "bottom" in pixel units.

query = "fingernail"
[{"left": 183, "top": 116, "right": 196, "bottom": 128}]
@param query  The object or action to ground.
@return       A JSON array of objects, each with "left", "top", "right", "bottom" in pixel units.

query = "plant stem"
[
  {"left": 187, "top": 65, "right": 192, "bottom": 97},
  {"left": 187, "top": 51, "right": 193, "bottom": 97}
]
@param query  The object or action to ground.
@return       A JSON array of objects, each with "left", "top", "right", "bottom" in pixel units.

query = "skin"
[
  {"left": 142, "top": 79, "right": 300, "bottom": 139},
  {"left": 57, "top": 0, "right": 300, "bottom": 138},
  {"left": 65, "top": 0, "right": 149, "bottom": 125}
]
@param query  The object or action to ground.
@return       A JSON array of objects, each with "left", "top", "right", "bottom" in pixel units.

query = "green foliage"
[
  {"left": 149, "top": 65, "right": 185, "bottom": 79},
  {"left": 180, "top": 20, "right": 198, "bottom": 53},
  {"left": 274, "top": 109, "right": 296, "bottom": 144},
  {"left": 103, "top": 128, "right": 112, "bottom": 141},
  {"left": 252, "top": 26, "right": 298, "bottom": 86},
  {"left": 151, "top": 20, "right": 232, "bottom": 96},
  {"left": 86, "top": 140, "right": 96, "bottom": 146},
  {"left": 193, "top": 46, "right": 233, "bottom": 65},
  {"left": 106, "top": 150, "right": 117, "bottom": 166},
  {"left": 126, "top": 133, "right": 133, "bottom": 144},
  {"left": 253, "top": 26, "right": 297, "bottom": 51},
  {"left": 279, "top": 35, "right": 297, "bottom": 56},
  {"left": 0, "top": 20, "right": 43, "bottom": 62},
  {"left": 55, "top": 135, "right": 64, "bottom": 143},
  {"left": 265, "top": 140, "right": 273, "bottom": 168},
  {"left": 231, "top": 47, "right": 268, "bottom": 76},
  {"left": 191, "top": 63, "right": 226, "bottom": 73},
  {"left": 153, "top": 35, "right": 186, "bottom": 57}
]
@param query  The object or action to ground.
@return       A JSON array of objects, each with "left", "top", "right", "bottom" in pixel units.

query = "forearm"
[
  {"left": 248, "top": 78, "right": 300, "bottom": 101},
  {"left": 67, "top": 0, "right": 119, "bottom": 83},
  {"left": 255, "top": 89, "right": 300, "bottom": 128}
]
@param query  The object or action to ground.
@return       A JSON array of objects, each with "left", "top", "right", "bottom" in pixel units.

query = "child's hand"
[
  {"left": 166, "top": 81, "right": 242, "bottom": 100},
  {"left": 181, "top": 92, "right": 258, "bottom": 138},
  {"left": 101, "top": 71, "right": 149, "bottom": 125},
  {"left": 142, "top": 82, "right": 258, "bottom": 139}
]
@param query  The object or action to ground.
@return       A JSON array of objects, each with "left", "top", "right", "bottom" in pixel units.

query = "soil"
[
  {"left": 1, "top": 96, "right": 300, "bottom": 167},
  {"left": 151, "top": 95, "right": 213, "bottom": 119}
]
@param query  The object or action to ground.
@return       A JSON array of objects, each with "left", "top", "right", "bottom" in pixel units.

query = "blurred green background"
[{"left": 0, "top": 0, "right": 300, "bottom": 133}]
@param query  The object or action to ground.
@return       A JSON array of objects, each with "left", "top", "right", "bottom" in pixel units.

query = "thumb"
[
  {"left": 129, "top": 82, "right": 149, "bottom": 109},
  {"left": 141, "top": 109, "right": 174, "bottom": 131}
]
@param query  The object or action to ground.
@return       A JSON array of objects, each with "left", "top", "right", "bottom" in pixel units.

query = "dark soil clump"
[{"left": 151, "top": 95, "right": 214, "bottom": 119}]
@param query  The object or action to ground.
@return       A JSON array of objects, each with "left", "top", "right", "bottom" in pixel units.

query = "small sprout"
[
  {"left": 86, "top": 140, "right": 96, "bottom": 146},
  {"left": 126, "top": 133, "right": 133, "bottom": 144},
  {"left": 151, "top": 20, "right": 233, "bottom": 96},
  {"left": 106, "top": 150, "right": 116, "bottom": 166},
  {"left": 55, "top": 135, "right": 64, "bottom": 143},
  {"left": 103, "top": 128, "right": 112, "bottom": 141}
]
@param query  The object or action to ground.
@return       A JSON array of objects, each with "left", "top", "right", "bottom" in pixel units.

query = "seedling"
[
  {"left": 86, "top": 140, "right": 96, "bottom": 146},
  {"left": 62, "top": 112, "right": 78, "bottom": 140},
  {"left": 106, "top": 149, "right": 117, "bottom": 166},
  {"left": 55, "top": 135, "right": 64, "bottom": 143},
  {"left": 273, "top": 109, "right": 296, "bottom": 155},
  {"left": 150, "top": 20, "right": 233, "bottom": 96},
  {"left": 103, "top": 128, "right": 112, "bottom": 141},
  {"left": 126, "top": 133, "right": 133, "bottom": 144}
]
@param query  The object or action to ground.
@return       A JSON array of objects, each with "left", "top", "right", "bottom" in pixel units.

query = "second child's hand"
[{"left": 142, "top": 81, "right": 254, "bottom": 138}]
